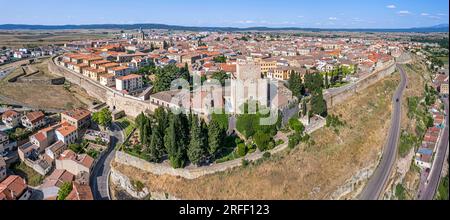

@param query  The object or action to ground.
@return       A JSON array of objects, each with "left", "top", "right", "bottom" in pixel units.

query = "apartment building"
[
  {"left": 1, "top": 110, "right": 21, "bottom": 128},
  {"left": 55, "top": 123, "right": 78, "bottom": 145},
  {"left": 21, "top": 111, "right": 46, "bottom": 130},
  {"left": 60, "top": 108, "right": 92, "bottom": 130},
  {"left": 115, "top": 74, "right": 143, "bottom": 94},
  {"left": 108, "top": 66, "right": 131, "bottom": 77},
  {"left": 99, "top": 73, "right": 116, "bottom": 87}
]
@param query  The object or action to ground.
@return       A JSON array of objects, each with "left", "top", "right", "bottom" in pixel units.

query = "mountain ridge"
[{"left": 0, "top": 23, "right": 448, "bottom": 33}]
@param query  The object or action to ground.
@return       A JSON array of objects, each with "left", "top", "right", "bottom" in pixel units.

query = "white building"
[{"left": 115, "top": 74, "right": 143, "bottom": 94}]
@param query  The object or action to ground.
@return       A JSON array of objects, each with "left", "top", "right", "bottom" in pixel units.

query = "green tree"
[
  {"left": 153, "top": 64, "right": 188, "bottom": 92},
  {"left": 92, "top": 108, "right": 112, "bottom": 127},
  {"left": 208, "top": 119, "right": 225, "bottom": 157},
  {"left": 288, "top": 71, "right": 304, "bottom": 98},
  {"left": 324, "top": 72, "right": 329, "bottom": 89},
  {"left": 147, "top": 125, "right": 165, "bottom": 163},
  {"left": 301, "top": 99, "right": 308, "bottom": 117},
  {"left": 69, "top": 143, "right": 84, "bottom": 154},
  {"left": 136, "top": 112, "right": 151, "bottom": 146},
  {"left": 164, "top": 113, "right": 187, "bottom": 168},
  {"left": 153, "top": 107, "right": 167, "bottom": 130},
  {"left": 237, "top": 143, "right": 247, "bottom": 157},
  {"left": 310, "top": 90, "right": 328, "bottom": 117},
  {"left": 253, "top": 131, "right": 272, "bottom": 151},
  {"left": 211, "top": 71, "right": 230, "bottom": 86},
  {"left": 304, "top": 73, "right": 324, "bottom": 94},
  {"left": 213, "top": 55, "right": 227, "bottom": 63},
  {"left": 289, "top": 118, "right": 305, "bottom": 133},
  {"left": 57, "top": 182, "right": 73, "bottom": 200},
  {"left": 211, "top": 112, "right": 229, "bottom": 131},
  {"left": 187, "top": 116, "right": 206, "bottom": 165}
]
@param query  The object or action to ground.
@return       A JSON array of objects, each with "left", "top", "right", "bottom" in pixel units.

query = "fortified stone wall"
[
  {"left": 48, "top": 57, "right": 154, "bottom": 117},
  {"left": 324, "top": 60, "right": 396, "bottom": 107}
]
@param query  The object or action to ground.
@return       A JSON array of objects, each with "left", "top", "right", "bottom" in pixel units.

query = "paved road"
[
  {"left": 359, "top": 64, "right": 408, "bottom": 200},
  {"left": 418, "top": 98, "right": 449, "bottom": 200},
  {"left": 90, "top": 122, "right": 124, "bottom": 200}
]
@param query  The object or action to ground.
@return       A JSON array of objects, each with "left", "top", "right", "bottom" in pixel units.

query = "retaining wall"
[{"left": 48, "top": 57, "right": 154, "bottom": 117}]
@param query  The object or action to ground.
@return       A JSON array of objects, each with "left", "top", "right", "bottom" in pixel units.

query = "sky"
[{"left": 0, "top": 0, "right": 448, "bottom": 28}]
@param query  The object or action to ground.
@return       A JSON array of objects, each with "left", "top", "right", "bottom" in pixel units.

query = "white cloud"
[
  {"left": 386, "top": 5, "right": 396, "bottom": 9},
  {"left": 437, "top": 13, "right": 447, "bottom": 16},
  {"left": 397, "top": 10, "right": 411, "bottom": 15},
  {"left": 328, "top": 17, "right": 337, "bottom": 20},
  {"left": 420, "top": 13, "right": 429, "bottom": 16},
  {"left": 428, "top": 16, "right": 442, "bottom": 20},
  {"left": 237, "top": 20, "right": 256, "bottom": 24},
  {"left": 297, "top": 15, "right": 304, "bottom": 18}
]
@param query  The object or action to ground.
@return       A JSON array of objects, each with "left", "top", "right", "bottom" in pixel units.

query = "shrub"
[
  {"left": 131, "top": 180, "right": 145, "bottom": 192},
  {"left": 288, "top": 134, "right": 301, "bottom": 149},
  {"left": 262, "top": 152, "right": 271, "bottom": 159},
  {"left": 237, "top": 143, "right": 247, "bottom": 157},
  {"left": 57, "top": 182, "right": 73, "bottom": 200},
  {"left": 254, "top": 131, "right": 272, "bottom": 151},
  {"left": 242, "top": 159, "right": 250, "bottom": 167},
  {"left": 267, "top": 141, "right": 275, "bottom": 150},
  {"left": 289, "top": 118, "right": 305, "bottom": 133},
  {"left": 395, "top": 184, "right": 407, "bottom": 200}
]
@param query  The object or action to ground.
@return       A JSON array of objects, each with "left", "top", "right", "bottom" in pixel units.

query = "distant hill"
[{"left": 0, "top": 23, "right": 448, "bottom": 33}]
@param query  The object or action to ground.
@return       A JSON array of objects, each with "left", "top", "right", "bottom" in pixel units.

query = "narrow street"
[{"left": 90, "top": 122, "right": 124, "bottom": 200}]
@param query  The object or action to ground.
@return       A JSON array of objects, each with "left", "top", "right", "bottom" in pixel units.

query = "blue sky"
[{"left": 0, "top": 0, "right": 448, "bottom": 28}]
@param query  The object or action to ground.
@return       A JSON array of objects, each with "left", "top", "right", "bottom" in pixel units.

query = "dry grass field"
[
  {"left": 0, "top": 30, "right": 112, "bottom": 48},
  {"left": 0, "top": 58, "right": 90, "bottom": 110},
  {"left": 112, "top": 71, "right": 401, "bottom": 200}
]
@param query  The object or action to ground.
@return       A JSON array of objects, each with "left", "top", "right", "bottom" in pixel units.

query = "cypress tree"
[
  {"left": 187, "top": 116, "right": 205, "bottom": 165},
  {"left": 148, "top": 124, "right": 165, "bottom": 163},
  {"left": 164, "top": 113, "right": 184, "bottom": 168},
  {"left": 208, "top": 119, "right": 225, "bottom": 157}
]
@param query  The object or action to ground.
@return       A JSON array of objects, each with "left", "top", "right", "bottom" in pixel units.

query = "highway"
[
  {"left": 359, "top": 64, "right": 408, "bottom": 200},
  {"left": 90, "top": 122, "right": 124, "bottom": 200},
  {"left": 418, "top": 98, "right": 449, "bottom": 200}
]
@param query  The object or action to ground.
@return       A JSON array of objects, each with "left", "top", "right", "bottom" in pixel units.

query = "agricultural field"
[{"left": 0, "top": 30, "right": 113, "bottom": 48}]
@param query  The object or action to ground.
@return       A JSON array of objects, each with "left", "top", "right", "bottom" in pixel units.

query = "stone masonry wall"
[
  {"left": 324, "top": 60, "right": 396, "bottom": 108},
  {"left": 48, "top": 57, "right": 154, "bottom": 117}
]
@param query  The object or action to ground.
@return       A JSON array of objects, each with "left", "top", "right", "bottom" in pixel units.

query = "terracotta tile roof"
[
  {"left": 79, "top": 154, "right": 94, "bottom": 169},
  {"left": 66, "top": 183, "right": 93, "bottom": 200},
  {"left": 91, "top": 60, "right": 110, "bottom": 65},
  {"left": 110, "top": 66, "right": 129, "bottom": 71},
  {"left": 100, "top": 63, "right": 119, "bottom": 68},
  {"left": 32, "top": 131, "right": 47, "bottom": 143},
  {"left": 24, "top": 111, "right": 45, "bottom": 124},
  {"left": 0, "top": 175, "right": 27, "bottom": 200},
  {"left": 59, "top": 150, "right": 94, "bottom": 170},
  {"left": 62, "top": 108, "right": 91, "bottom": 121},
  {"left": 85, "top": 67, "right": 106, "bottom": 73},
  {"left": 42, "top": 169, "right": 74, "bottom": 188},
  {"left": 56, "top": 124, "right": 77, "bottom": 137},
  {"left": 100, "top": 73, "right": 115, "bottom": 79},
  {"left": 116, "top": 74, "right": 142, "bottom": 81},
  {"left": 2, "top": 110, "right": 19, "bottom": 119}
]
